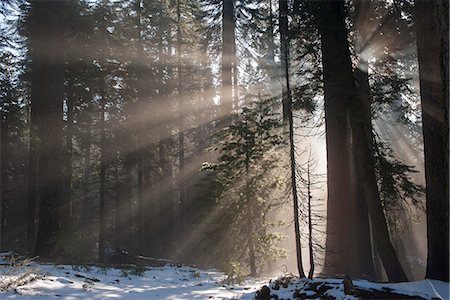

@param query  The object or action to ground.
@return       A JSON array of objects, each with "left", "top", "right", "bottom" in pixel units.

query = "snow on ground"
[
  {"left": 0, "top": 254, "right": 448, "bottom": 300},
  {"left": 0, "top": 261, "right": 265, "bottom": 300},
  {"left": 261, "top": 276, "right": 449, "bottom": 300}
]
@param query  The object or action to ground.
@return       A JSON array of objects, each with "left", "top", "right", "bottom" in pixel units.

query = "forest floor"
[{"left": 0, "top": 253, "right": 448, "bottom": 299}]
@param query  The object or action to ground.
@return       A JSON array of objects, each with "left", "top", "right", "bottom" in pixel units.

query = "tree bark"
[
  {"left": 221, "top": 0, "right": 236, "bottom": 118},
  {"left": 176, "top": 0, "right": 186, "bottom": 238},
  {"left": 61, "top": 78, "right": 74, "bottom": 230},
  {"left": 279, "top": 0, "right": 306, "bottom": 278},
  {"left": 32, "top": 0, "right": 65, "bottom": 258},
  {"left": 317, "top": 0, "right": 406, "bottom": 281},
  {"left": 317, "top": 0, "right": 353, "bottom": 277},
  {"left": 98, "top": 77, "right": 107, "bottom": 263},
  {"left": 307, "top": 155, "right": 314, "bottom": 279},
  {"left": 0, "top": 99, "right": 7, "bottom": 251},
  {"left": 26, "top": 103, "right": 38, "bottom": 253},
  {"left": 351, "top": 65, "right": 376, "bottom": 279},
  {"left": 415, "top": 0, "right": 449, "bottom": 282}
]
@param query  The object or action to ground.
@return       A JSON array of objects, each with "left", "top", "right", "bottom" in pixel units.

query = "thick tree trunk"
[
  {"left": 32, "top": 0, "right": 65, "bottom": 258},
  {"left": 415, "top": 0, "right": 449, "bottom": 282},
  {"left": 317, "top": 0, "right": 353, "bottom": 276},
  {"left": 318, "top": 0, "right": 406, "bottom": 281},
  {"left": 351, "top": 65, "right": 376, "bottom": 280},
  {"left": 279, "top": 0, "right": 305, "bottom": 278}
]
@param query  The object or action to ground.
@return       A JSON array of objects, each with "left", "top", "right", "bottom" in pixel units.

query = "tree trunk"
[
  {"left": 98, "top": 78, "right": 107, "bottom": 263},
  {"left": 32, "top": 0, "right": 65, "bottom": 258},
  {"left": 415, "top": 0, "right": 449, "bottom": 282},
  {"left": 113, "top": 141, "right": 122, "bottom": 251},
  {"left": 61, "top": 79, "right": 74, "bottom": 230},
  {"left": 176, "top": 0, "right": 186, "bottom": 238},
  {"left": 27, "top": 104, "right": 38, "bottom": 253},
  {"left": 317, "top": 0, "right": 406, "bottom": 281},
  {"left": 279, "top": 0, "right": 306, "bottom": 278},
  {"left": 221, "top": 0, "right": 235, "bottom": 118},
  {"left": 307, "top": 155, "right": 314, "bottom": 279},
  {"left": 244, "top": 131, "right": 256, "bottom": 276},
  {"left": 351, "top": 64, "right": 376, "bottom": 280},
  {"left": 0, "top": 103, "right": 6, "bottom": 251},
  {"left": 81, "top": 132, "right": 91, "bottom": 225},
  {"left": 317, "top": 0, "right": 353, "bottom": 276}
]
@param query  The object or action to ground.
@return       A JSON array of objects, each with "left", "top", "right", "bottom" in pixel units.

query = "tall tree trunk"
[
  {"left": 81, "top": 132, "right": 91, "bottom": 225},
  {"left": 244, "top": 131, "right": 256, "bottom": 276},
  {"left": 0, "top": 104, "right": 6, "bottom": 251},
  {"left": 98, "top": 78, "right": 107, "bottom": 263},
  {"left": 279, "top": 0, "right": 306, "bottom": 278},
  {"left": 176, "top": 0, "right": 186, "bottom": 237},
  {"left": 221, "top": 0, "right": 235, "bottom": 118},
  {"left": 317, "top": 0, "right": 406, "bottom": 281},
  {"left": 317, "top": 0, "right": 353, "bottom": 276},
  {"left": 116, "top": 127, "right": 133, "bottom": 253},
  {"left": 307, "top": 154, "right": 314, "bottom": 279},
  {"left": 27, "top": 104, "right": 38, "bottom": 253},
  {"left": 32, "top": 0, "right": 65, "bottom": 258},
  {"left": 350, "top": 64, "right": 376, "bottom": 279},
  {"left": 415, "top": 0, "right": 449, "bottom": 282},
  {"left": 134, "top": 0, "right": 147, "bottom": 255},
  {"left": 113, "top": 140, "right": 122, "bottom": 251}
]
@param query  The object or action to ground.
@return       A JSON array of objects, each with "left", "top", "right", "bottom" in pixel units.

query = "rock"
[
  {"left": 271, "top": 279, "right": 281, "bottom": 290},
  {"left": 255, "top": 285, "right": 271, "bottom": 300}
]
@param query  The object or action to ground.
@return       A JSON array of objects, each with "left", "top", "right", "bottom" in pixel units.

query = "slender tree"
[{"left": 279, "top": 0, "right": 305, "bottom": 278}]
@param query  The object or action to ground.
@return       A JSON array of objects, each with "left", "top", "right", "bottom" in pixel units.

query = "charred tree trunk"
[
  {"left": 279, "top": 0, "right": 305, "bottom": 278},
  {"left": 415, "top": 0, "right": 449, "bottom": 282}
]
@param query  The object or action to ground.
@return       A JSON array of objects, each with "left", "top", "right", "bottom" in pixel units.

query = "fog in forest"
[{"left": 0, "top": 0, "right": 447, "bottom": 290}]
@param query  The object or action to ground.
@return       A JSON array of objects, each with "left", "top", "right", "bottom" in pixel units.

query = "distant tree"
[
  {"left": 204, "top": 96, "right": 285, "bottom": 275},
  {"left": 279, "top": 0, "right": 305, "bottom": 278}
]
